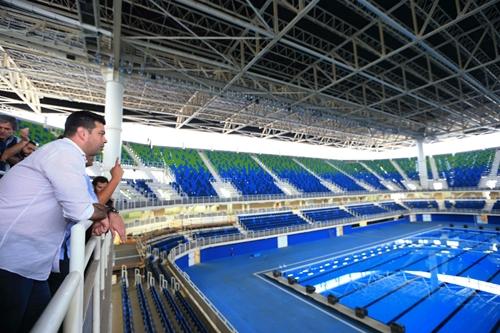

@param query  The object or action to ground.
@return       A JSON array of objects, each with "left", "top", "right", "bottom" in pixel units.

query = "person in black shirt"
[
  {"left": 1, "top": 140, "right": 37, "bottom": 167},
  {"left": 0, "top": 115, "right": 24, "bottom": 174}
]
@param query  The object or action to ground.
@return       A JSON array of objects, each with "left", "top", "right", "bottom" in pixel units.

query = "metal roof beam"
[
  {"left": 0, "top": 47, "right": 42, "bottom": 113},
  {"left": 357, "top": 0, "right": 500, "bottom": 106}
]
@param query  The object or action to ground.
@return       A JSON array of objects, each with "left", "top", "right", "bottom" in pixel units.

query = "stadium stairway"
[
  {"left": 491, "top": 149, "right": 500, "bottom": 176},
  {"left": 436, "top": 199, "right": 446, "bottom": 211},
  {"left": 123, "top": 144, "right": 161, "bottom": 191},
  {"left": 396, "top": 201, "right": 411, "bottom": 211},
  {"left": 429, "top": 155, "right": 438, "bottom": 180},
  {"left": 359, "top": 161, "right": 403, "bottom": 191},
  {"left": 121, "top": 144, "right": 138, "bottom": 165},
  {"left": 116, "top": 182, "right": 151, "bottom": 202},
  {"left": 197, "top": 151, "right": 222, "bottom": 183},
  {"left": 123, "top": 145, "right": 160, "bottom": 183},
  {"left": 324, "top": 161, "right": 374, "bottom": 191},
  {"left": 121, "top": 144, "right": 152, "bottom": 174},
  {"left": 250, "top": 155, "right": 302, "bottom": 195},
  {"left": 483, "top": 200, "right": 496, "bottom": 213},
  {"left": 124, "top": 144, "right": 185, "bottom": 200},
  {"left": 148, "top": 182, "right": 184, "bottom": 200},
  {"left": 235, "top": 223, "right": 248, "bottom": 235},
  {"left": 294, "top": 209, "right": 314, "bottom": 224},
  {"left": 198, "top": 150, "right": 240, "bottom": 198},
  {"left": 390, "top": 160, "right": 421, "bottom": 190},
  {"left": 293, "top": 158, "right": 343, "bottom": 193},
  {"left": 428, "top": 155, "right": 448, "bottom": 189},
  {"left": 479, "top": 149, "right": 500, "bottom": 188}
]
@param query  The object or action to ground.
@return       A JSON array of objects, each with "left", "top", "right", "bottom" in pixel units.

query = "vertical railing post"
[
  {"left": 101, "top": 233, "right": 112, "bottom": 293},
  {"left": 93, "top": 235, "right": 102, "bottom": 333},
  {"left": 64, "top": 222, "right": 87, "bottom": 333}
]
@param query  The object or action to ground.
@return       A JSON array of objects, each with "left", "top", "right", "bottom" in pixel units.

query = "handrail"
[
  {"left": 31, "top": 272, "right": 80, "bottom": 333},
  {"left": 32, "top": 220, "right": 113, "bottom": 333}
]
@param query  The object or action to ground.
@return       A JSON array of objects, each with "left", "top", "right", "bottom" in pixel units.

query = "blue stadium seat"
[
  {"left": 239, "top": 212, "right": 307, "bottom": 231},
  {"left": 347, "top": 204, "right": 388, "bottom": 216},
  {"left": 302, "top": 207, "right": 353, "bottom": 222},
  {"left": 192, "top": 227, "right": 241, "bottom": 239},
  {"left": 403, "top": 200, "right": 438, "bottom": 209}
]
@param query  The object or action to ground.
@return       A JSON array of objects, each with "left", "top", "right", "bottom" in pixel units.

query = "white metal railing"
[
  {"left": 32, "top": 220, "right": 113, "bottom": 333},
  {"left": 165, "top": 206, "right": 500, "bottom": 260},
  {"left": 114, "top": 187, "right": 499, "bottom": 211}
]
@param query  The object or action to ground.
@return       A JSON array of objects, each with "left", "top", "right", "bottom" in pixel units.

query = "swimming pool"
[{"left": 269, "top": 227, "right": 499, "bottom": 333}]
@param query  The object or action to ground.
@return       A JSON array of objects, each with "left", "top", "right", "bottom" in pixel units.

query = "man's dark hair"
[
  {"left": 0, "top": 114, "right": 17, "bottom": 131},
  {"left": 92, "top": 176, "right": 109, "bottom": 187},
  {"left": 63, "top": 111, "right": 105, "bottom": 137}
]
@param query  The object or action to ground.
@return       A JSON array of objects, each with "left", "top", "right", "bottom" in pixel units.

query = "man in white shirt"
[{"left": 0, "top": 111, "right": 112, "bottom": 333}]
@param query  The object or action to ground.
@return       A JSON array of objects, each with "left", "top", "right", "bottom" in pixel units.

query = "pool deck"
[{"left": 184, "top": 222, "right": 446, "bottom": 333}]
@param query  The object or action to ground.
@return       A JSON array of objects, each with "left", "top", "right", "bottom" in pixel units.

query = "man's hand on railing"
[
  {"left": 91, "top": 216, "right": 110, "bottom": 236},
  {"left": 109, "top": 212, "right": 127, "bottom": 243}
]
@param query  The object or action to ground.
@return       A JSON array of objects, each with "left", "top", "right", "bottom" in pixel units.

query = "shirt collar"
[
  {"left": 0, "top": 135, "right": 15, "bottom": 144},
  {"left": 62, "top": 137, "right": 86, "bottom": 157}
]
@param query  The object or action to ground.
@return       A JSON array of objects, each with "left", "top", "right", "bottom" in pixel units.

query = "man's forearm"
[
  {"left": 91, "top": 203, "right": 109, "bottom": 221},
  {"left": 97, "top": 175, "right": 121, "bottom": 205}
]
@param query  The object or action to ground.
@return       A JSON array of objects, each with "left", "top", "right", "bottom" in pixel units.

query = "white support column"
[
  {"left": 417, "top": 140, "right": 428, "bottom": 189},
  {"left": 102, "top": 69, "right": 124, "bottom": 171}
]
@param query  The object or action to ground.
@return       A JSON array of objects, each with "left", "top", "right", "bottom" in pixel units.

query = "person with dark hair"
[
  {"left": 0, "top": 110, "right": 114, "bottom": 333},
  {"left": 92, "top": 175, "right": 109, "bottom": 190},
  {"left": 93, "top": 176, "right": 113, "bottom": 203},
  {"left": 0, "top": 114, "right": 29, "bottom": 173},
  {"left": 63, "top": 110, "right": 107, "bottom": 138},
  {"left": 92, "top": 158, "right": 124, "bottom": 206}
]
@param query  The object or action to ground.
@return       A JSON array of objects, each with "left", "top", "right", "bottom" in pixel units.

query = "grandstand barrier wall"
[
  {"left": 173, "top": 215, "right": 424, "bottom": 265},
  {"left": 167, "top": 213, "right": 422, "bottom": 266},
  {"left": 168, "top": 211, "right": 499, "bottom": 274},
  {"left": 489, "top": 215, "right": 500, "bottom": 224}
]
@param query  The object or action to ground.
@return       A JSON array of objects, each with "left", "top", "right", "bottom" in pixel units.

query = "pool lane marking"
[{"left": 254, "top": 224, "right": 443, "bottom": 275}]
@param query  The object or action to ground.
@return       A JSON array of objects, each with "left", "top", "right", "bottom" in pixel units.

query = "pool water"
[{"left": 281, "top": 228, "right": 499, "bottom": 333}]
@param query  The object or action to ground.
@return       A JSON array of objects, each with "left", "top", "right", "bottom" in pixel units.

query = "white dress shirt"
[{"left": 0, "top": 138, "right": 94, "bottom": 280}]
